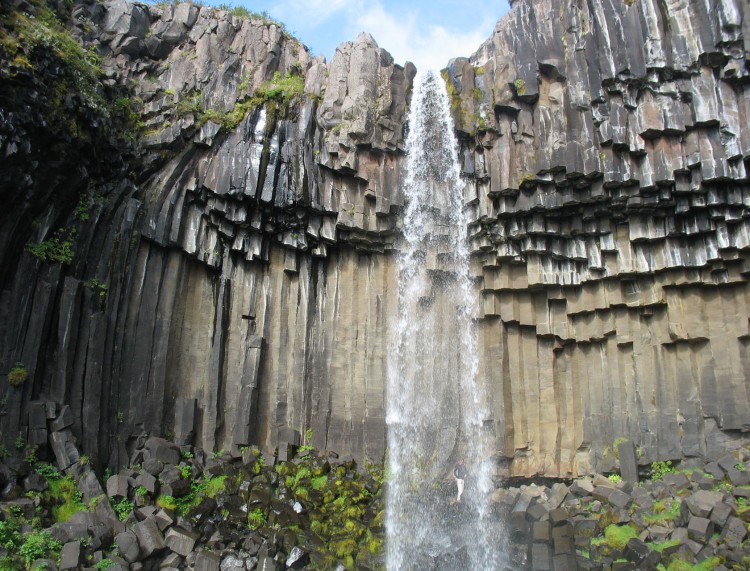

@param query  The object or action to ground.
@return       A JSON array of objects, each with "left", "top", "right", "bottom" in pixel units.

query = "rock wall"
[
  {"left": 0, "top": 0, "right": 749, "bottom": 477},
  {"left": 457, "top": 0, "right": 750, "bottom": 475}
]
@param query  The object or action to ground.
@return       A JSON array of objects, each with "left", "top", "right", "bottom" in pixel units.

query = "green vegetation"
[
  {"left": 299, "top": 428, "right": 315, "bottom": 452},
  {"left": 651, "top": 460, "right": 674, "bottom": 480},
  {"left": 172, "top": 69, "right": 306, "bottom": 136},
  {"left": 656, "top": 557, "right": 722, "bottom": 571},
  {"left": 8, "top": 362, "right": 29, "bottom": 387},
  {"left": 643, "top": 500, "right": 681, "bottom": 525},
  {"left": 607, "top": 473, "right": 622, "bottom": 483},
  {"left": 612, "top": 437, "right": 627, "bottom": 458},
  {"left": 650, "top": 539, "right": 681, "bottom": 553},
  {"left": 514, "top": 78, "right": 527, "bottom": 96},
  {"left": 0, "top": 1, "right": 104, "bottom": 111},
  {"left": 248, "top": 508, "right": 266, "bottom": 529},
  {"left": 94, "top": 560, "right": 116, "bottom": 570},
  {"left": 591, "top": 524, "right": 638, "bottom": 550},
  {"left": 111, "top": 497, "right": 134, "bottom": 521},
  {"left": 45, "top": 475, "right": 87, "bottom": 522},
  {"left": 26, "top": 229, "right": 75, "bottom": 264},
  {"left": 34, "top": 462, "right": 62, "bottom": 482},
  {"left": 18, "top": 530, "right": 62, "bottom": 567},
  {"left": 85, "top": 279, "right": 108, "bottom": 301},
  {"left": 156, "top": 495, "right": 177, "bottom": 510}
]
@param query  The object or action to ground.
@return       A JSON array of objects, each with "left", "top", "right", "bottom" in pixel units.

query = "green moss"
[
  {"left": 248, "top": 508, "right": 266, "bottom": 529},
  {"left": 514, "top": 78, "right": 527, "bottom": 95},
  {"left": 311, "top": 475, "right": 328, "bottom": 490},
  {"left": 0, "top": 1, "right": 105, "bottom": 111},
  {"left": 662, "top": 557, "right": 722, "bottom": 571},
  {"left": 7, "top": 362, "right": 28, "bottom": 387},
  {"left": 591, "top": 524, "right": 638, "bottom": 550},
  {"left": 45, "top": 476, "right": 86, "bottom": 523},
  {"left": 156, "top": 495, "right": 177, "bottom": 510},
  {"left": 644, "top": 500, "right": 681, "bottom": 525},
  {"left": 650, "top": 538, "right": 681, "bottom": 553},
  {"left": 331, "top": 537, "right": 357, "bottom": 559},
  {"left": 440, "top": 69, "right": 462, "bottom": 113},
  {"left": 204, "top": 475, "right": 227, "bottom": 498}
]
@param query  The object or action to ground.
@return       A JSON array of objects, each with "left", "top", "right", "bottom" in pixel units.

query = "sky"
[{"left": 238, "top": 0, "right": 511, "bottom": 71}]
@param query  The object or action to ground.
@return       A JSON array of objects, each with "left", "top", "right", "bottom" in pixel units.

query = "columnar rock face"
[
  {"left": 459, "top": 0, "right": 750, "bottom": 476},
  {"left": 0, "top": 0, "right": 749, "bottom": 477}
]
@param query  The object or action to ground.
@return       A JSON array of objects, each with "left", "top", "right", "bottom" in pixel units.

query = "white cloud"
[
  {"left": 353, "top": 2, "right": 495, "bottom": 71},
  {"left": 257, "top": 0, "right": 502, "bottom": 71},
  {"left": 268, "top": 0, "right": 355, "bottom": 32}
]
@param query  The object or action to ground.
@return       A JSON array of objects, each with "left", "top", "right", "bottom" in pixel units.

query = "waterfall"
[{"left": 386, "top": 70, "right": 505, "bottom": 570}]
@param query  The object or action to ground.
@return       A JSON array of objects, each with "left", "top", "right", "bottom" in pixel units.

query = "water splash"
[{"left": 386, "top": 70, "right": 505, "bottom": 570}]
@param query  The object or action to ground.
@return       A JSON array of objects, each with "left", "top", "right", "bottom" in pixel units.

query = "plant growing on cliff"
[
  {"left": 247, "top": 508, "right": 266, "bottom": 529},
  {"left": 111, "top": 498, "right": 134, "bottom": 522},
  {"left": 45, "top": 475, "right": 86, "bottom": 522},
  {"left": 26, "top": 228, "right": 75, "bottom": 264},
  {"left": 591, "top": 524, "right": 638, "bottom": 551},
  {"left": 85, "top": 279, "right": 108, "bottom": 301},
  {"left": 643, "top": 499, "right": 680, "bottom": 525},
  {"left": 8, "top": 362, "right": 29, "bottom": 387},
  {"left": 650, "top": 460, "right": 674, "bottom": 480},
  {"left": 18, "top": 529, "right": 62, "bottom": 566},
  {"left": 251, "top": 71, "right": 305, "bottom": 108},
  {"left": 0, "top": 1, "right": 105, "bottom": 111}
]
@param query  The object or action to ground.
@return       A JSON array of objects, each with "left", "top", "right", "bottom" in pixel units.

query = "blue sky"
[{"left": 238, "top": 0, "right": 511, "bottom": 71}]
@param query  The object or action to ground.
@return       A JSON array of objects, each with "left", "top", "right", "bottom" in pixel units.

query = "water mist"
[{"left": 385, "top": 70, "right": 505, "bottom": 570}]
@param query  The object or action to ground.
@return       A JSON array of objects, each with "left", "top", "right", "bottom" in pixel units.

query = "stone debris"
[{"left": 0, "top": 0, "right": 748, "bottom": 483}]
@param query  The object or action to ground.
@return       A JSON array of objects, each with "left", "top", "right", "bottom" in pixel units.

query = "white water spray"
[{"left": 386, "top": 70, "right": 505, "bottom": 570}]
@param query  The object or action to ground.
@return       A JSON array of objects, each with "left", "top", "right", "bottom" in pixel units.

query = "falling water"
[{"left": 386, "top": 70, "right": 505, "bottom": 569}]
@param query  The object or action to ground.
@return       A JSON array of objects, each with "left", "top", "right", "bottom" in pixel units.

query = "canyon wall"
[{"left": 0, "top": 0, "right": 748, "bottom": 477}]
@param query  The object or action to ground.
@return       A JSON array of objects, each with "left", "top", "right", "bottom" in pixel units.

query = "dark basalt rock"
[{"left": 0, "top": 0, "right": 749, "bottom": 492}]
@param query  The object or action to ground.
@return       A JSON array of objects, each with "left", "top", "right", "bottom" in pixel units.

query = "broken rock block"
[
  {"left": 164, "top": 526, "right": 199, "bottom": 557},
  {"left": 107, "top": 474, "right": 129, "bottom": 498},
  {"left": 133, "top": 516, "right": 165, "bottom": 557}
]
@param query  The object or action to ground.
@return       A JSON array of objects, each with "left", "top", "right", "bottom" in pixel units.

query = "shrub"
[
  {"left": 111, "top": 498, "right": 134, "bottom": 521},
  {"left": 651, "top": 460, "right": 674, "bottom": 481},
  {"left": 19, "top": 530, "right": 62, "bottom": 566},
  {"left": 0, "top": 518, "right": 21, "bottom": 550},
  {"left": 8, "top": 362, "right": 29, "bottom": 387},
  {"left": 26, "top": 228, "right": 75, "bottom": 264},
  {"left": 35, "top": 463, "right": 61, "bottom": 481}
]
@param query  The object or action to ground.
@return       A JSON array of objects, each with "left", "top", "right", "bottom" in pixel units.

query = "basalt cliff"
[{"left": 0, "top": 0, "right": 749, "bottom": 478}]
